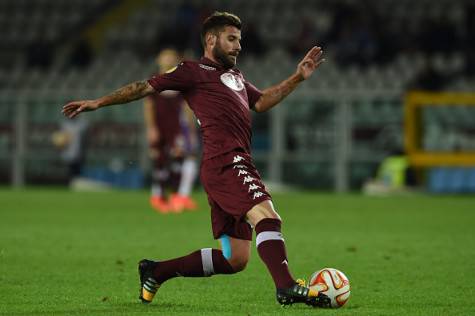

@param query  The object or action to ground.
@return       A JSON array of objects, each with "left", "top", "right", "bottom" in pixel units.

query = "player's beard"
[{"left": 212, "top": 42, "right": 236, "bottom": 69}]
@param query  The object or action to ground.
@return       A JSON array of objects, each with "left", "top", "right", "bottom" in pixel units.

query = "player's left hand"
[{"left": 296, "top": 46, "right": 325, "bottom": 81}]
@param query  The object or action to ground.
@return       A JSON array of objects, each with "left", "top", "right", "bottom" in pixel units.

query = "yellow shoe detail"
[
  {"left": 296, "top": 278, "right": 319, "bottom": 297},
  {"left": 296, "top": 279, "right": 306, "bottom": 286},
  {"left": 141, "top": 288, "right": 155, "bottom": 302}
]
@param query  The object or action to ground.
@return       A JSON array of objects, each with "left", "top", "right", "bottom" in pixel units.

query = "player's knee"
[
  {"left": 228, "top": 256, "right": 248, "bottom": 272},
  {"left": 246, "top": 200, "right": 281, "bottom": 227}
]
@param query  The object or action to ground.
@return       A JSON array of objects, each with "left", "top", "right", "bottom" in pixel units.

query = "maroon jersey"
[
  {"left": 148, "top": 57, "right": 262, "bottom": 161},
  {"left": 148, "top": 90, "right": 183, "bottom": 146}
]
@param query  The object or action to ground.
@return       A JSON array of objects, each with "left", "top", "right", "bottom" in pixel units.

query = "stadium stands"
[
  {"left": 1, "top": 0, "right": 474, "bottom": 93},
  {"left": 1, "top": 0, "right": 474, "bottom": 189}
]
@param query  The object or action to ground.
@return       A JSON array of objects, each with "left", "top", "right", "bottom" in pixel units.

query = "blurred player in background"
[
  {"left": 144, "top": 49, "right": 198, "bottom": 213},
  {"left": 62, "top": 11, "right": 328, "bottom": 308},
  {"left": 51, "top": 117, "right": 88, "bottom": 186}
]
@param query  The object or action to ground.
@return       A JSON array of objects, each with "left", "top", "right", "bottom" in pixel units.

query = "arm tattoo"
[
  {"left": 257, "top": 75, "right": 301, "bottom": 112},
  {"left": 98, "top": 80, "right": 152, "bottom": 107},
  {"left": 268, "top": 79, "right": 296, "bottom": 102}
]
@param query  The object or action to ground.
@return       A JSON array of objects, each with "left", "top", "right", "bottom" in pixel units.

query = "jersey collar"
[{"left": 200, "top": 57, "right": 237, "bottom": 71}]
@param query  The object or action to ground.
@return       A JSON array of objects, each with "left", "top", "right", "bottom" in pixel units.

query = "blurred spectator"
[
  {"left": 333, "top": 16, "right": 377, "bottom": 67},
  {"left": 27, "top": 39, "right": 54, "bottom": 69},
  {"left": 463, "top": 3, "right": 475, "bottom": 77},
  {"left": 323, "top": 1, "right": 379, "bottom": 67},
  {"left": 288, "top": 18, "right": 317, "bottom": 57},
  {"left": 465, "top": 50, "right": 475, "bottom": 78},
  {"left": 156, "top": 3, "right": 200, "bottom": 53},
  {"left": 240, "top": 22, "right": 266, "bottom": 57},
  {"left": 418, "top": 17, "right": 459, "bottom": 55},
  {"left": 407, "top": 62, "right": 447, "bottom": 91},
  {"left": 67, "top": 37, "right": 93, "bottom": 69}
]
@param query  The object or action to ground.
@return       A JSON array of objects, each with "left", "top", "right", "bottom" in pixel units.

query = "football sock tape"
[{"left": 219, "top": 234, "right": 232, "bottom": 259}]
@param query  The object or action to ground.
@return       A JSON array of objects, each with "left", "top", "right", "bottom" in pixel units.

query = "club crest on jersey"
[{"left": 220, "top": 73, "right": 244, "bottom": 91}]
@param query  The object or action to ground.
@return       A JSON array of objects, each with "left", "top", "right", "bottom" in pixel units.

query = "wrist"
[
  {"left": 95, "top": 98, "right": 105, "bottom": 108},
  {"left": 293, "top": 72, "right": 305, "bottom": 83}
]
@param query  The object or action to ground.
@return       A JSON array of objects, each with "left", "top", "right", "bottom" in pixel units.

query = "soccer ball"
[{"left": 308, "top": 268, "right": 350, "bottom": 308}]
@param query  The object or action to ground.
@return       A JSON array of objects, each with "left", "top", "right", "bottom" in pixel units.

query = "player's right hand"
[{"left": 62, "top": 100, "right": 100, "bottom": 118}]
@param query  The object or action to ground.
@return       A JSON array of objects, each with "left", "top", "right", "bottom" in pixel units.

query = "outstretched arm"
[
  {"left": 253, "top": 46, "right": 324, "bottom": 113},
  {"left": 62, "top": 80, "right": 155, "bottom": 118}
]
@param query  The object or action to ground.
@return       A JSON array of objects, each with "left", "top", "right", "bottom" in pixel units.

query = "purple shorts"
[{"left": 200, "top": 151, "right": 272, "bottom": 240}]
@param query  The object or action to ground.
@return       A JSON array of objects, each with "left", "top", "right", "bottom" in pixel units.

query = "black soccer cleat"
[
  {"left": 276, "top": 279, "right": 331, "bottom": 308},
  {"left": 138, "top": 259, "right": 160, "bottom": 304}
]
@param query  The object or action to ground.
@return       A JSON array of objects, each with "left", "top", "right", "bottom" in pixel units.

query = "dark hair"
[{"left": 201, "top": 11, "right": 242, "bottom": 48}]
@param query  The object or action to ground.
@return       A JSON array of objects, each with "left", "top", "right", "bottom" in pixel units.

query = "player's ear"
[{"left": 206, "top": 33, "right": 217, "bottom": 48}]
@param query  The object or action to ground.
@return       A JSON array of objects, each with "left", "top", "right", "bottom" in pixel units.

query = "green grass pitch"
[{"left": 1, "top": 188, "right": 474, "bottom": 315}]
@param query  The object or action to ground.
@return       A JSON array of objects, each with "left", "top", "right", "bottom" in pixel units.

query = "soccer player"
[
  {"left": 144, "top": 48, "right": 198, "bottom": 213},
  {"left": 62, "top": 12, "right": 328, "bottom": 307}
]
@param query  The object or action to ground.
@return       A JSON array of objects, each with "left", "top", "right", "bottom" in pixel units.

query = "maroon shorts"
[{"left": 200, "top": 151, "right": 272, "bottom": 240}]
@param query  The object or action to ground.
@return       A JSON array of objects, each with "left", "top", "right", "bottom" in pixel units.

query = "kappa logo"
[
  {"left": 243, "top": 176, "right": 254, "bottom": 184},
  {"left": 281, "top": 259, "right": 288, "bottom": 266},
  {"left": 237, "top": 170, "right": 248, "bottom": 176},
  {"left": 220, "top": 72, "right": 244, "bottom": 91},
  {"left": 199, "top": 64, "right": 216, "bottom": 71},
  {"left": 252, "top": 191, "right": 264, "bottom": 199},
  {"left": 248, "top": 183, "right": 261, "bottom": 192},
  {"left": 233, "top": 155, "right": 244, "bottom": 163}
]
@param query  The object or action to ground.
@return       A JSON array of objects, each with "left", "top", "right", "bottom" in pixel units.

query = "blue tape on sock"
[{"left": 219, "top": 234, "right": 232, "bottom": 259}]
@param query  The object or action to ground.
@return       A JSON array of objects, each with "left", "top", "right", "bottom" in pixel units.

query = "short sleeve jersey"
[
  {"left": 147, "top": 90, "right": 183, "bottom": 146},
  {"left": 148, "top": 57, "right": 262, "bottom": 161}
]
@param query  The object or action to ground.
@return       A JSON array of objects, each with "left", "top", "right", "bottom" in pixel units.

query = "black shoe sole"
[{"left": 138, "top": 259, "right": 156, "bottom": 303}]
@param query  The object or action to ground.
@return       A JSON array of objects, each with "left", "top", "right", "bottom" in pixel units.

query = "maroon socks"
[
  {"left": 152, "top": 218, "right": 295, "bottom": 290},
  {"left": 255, "top": 218, "right": 295, "bottom": 289},
  {"left": 153, "top": 249, "right": 234, "bottom": 284}
]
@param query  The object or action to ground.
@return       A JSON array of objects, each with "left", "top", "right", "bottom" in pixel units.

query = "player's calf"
[{"left": 138, "top": 249, "right": 235, "bottom": 304}]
